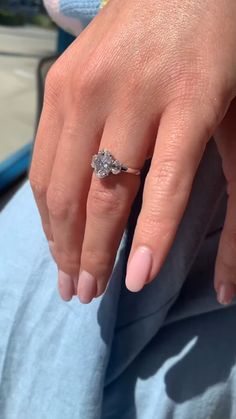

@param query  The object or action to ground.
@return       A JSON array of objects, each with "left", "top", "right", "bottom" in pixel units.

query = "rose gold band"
[{"left": 121, "top": 166, "right": 141, "bottom": 175}]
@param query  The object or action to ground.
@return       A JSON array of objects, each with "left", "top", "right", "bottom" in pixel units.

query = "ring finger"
[{"left": 78, "top": 109, "right": 158, "bottom": 303}]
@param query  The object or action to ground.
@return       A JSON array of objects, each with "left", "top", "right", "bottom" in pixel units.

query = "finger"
[
  {"left": 78, "top": 109, "right": 157, "bottom": 303},
  {"left": 47, "top": 108, "right": 104, "bottom": 301},
  {"left": 214, "top": 194, "right": 236, "bottom": 305},
  {"left": 29, "top": 18, "right": 110, "bottom": 245},
  {"left": 214, "top": 99, "right": 236, "bottom": 305},
  {"left": 125, "top": 101, "right": 217, "bottom": 292},
  {"left": 29, "top": 96, "right": 63, "bottom": 242}
]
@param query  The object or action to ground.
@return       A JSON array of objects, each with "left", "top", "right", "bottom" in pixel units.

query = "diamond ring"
[{"left": 91, "top": 149, "right": 141, "bottom": 179}]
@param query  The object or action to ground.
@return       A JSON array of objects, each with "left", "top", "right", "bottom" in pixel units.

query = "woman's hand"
[{"left": 29, "top": 0, "right": 236, "bottom": 304}]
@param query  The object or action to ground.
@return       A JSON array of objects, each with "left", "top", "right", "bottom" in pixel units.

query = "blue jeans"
[{"left": 0, "top": 140, "right": 235, "bottom": 419}]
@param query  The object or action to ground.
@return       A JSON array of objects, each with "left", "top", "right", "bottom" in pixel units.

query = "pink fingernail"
[
  {"left": 77, "top": 271, "right": 97, "bottom": 304},
  {"left": 217, "top": 283, "right": 235, "bottom": 305},
  {"left": 125, "top": 246, "right": 152, "bottom": 292},
  {"left": 58, "top": 270, "right": 75, "bottom": 301}
]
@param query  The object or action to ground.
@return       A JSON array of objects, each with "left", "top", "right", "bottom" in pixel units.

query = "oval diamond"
[{"left": 91, "top": 149, "right": 114, "bottom": 178}]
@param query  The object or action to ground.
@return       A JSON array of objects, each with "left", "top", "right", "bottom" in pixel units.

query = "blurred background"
[{"left": 0, "top": 0, "right": 74, "bottom": 207}]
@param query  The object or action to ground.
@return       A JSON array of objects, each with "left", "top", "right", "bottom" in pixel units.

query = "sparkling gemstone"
[
  {"left": 111, "top": 159, "right": 122, "bottom": 174},
  {"left": 91, "top": 150, "right": 115, "bottom": 178}
]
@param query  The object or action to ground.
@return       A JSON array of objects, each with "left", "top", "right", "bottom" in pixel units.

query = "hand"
[{"left": 29, "top": 0, "right": 236, "bottom": 304}]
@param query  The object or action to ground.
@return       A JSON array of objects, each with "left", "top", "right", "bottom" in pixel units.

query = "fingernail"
[
  {"left": 77, "top": 271, "right": 97, "bottom": 304},
  {"left": 217, "top": 283, "right": 235, "bottom": 305},
  {"left": 58, "top": 270, "right": 75, "bottom": 301},
  {"left": 125, "top": 246, "right": 152, "bottom": 292}
]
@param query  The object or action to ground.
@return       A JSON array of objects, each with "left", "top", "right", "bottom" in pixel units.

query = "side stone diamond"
[{"left": 111, "top": 159, "right": 122, "bottom": 175}]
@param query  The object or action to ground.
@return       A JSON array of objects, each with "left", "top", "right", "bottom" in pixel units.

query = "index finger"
[{"left": 125, "top": 101, "right": 217, "bottom": 292}]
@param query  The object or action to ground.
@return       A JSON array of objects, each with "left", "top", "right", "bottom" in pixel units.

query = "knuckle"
[
  {"left": 71, "top": 58, "right": 107, "bottom": 105},
  {"left": 149, "top": 158, "right": 187, "bottom": 199},
  {"left": 171, "top": 75, "right": 227, "bottom": 138},
  {"left": 44, "top": 60, "right": 65, "bottom": 103},
  {"left": 123, "top": 74, "right": 143, "bottom": 99},
  {"left": 168, "top": 65, "right": 204, "bottom": 100},
  {"left": 81, "top": 247, "right": 111, "bottom": 274},
  {"left": 57, "top": 250, "right": 80, "bottom": 275},
  {"left": 72, "top": 67, "right": 97, "bottom": 100},
  {"left": 29, "top": 173, "right": 47, "bottom": 200},
  {"left": 137, "top": 213, "right": 175, "bottom": 243},
  {"left": 46, "top": 184, "right": 71, "bottom": 220},
  {"left": 137, "top": 216, "right": 161, "bottom": 240},
  {"left": 88, "top": 184, "right": 123, "bottom": 217}
]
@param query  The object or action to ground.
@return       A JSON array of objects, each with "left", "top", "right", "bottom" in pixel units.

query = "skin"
[{"left": 29, "top": 0, "right": 236, "bottom": 304}]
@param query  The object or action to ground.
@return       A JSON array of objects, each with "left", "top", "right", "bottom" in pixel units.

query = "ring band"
[{"left": 91, "top": 149, "right": 141, "bottom": 178}]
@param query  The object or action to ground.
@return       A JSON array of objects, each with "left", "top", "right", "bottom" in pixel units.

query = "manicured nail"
[
  {"left": 58, "top": 270, "right": 75, "bottom": 301},
  {"left": 217, "top": 283, "right": 235, "bottom": 305},
  {"left": 77, "top": 271, "right": 97, "bottom": 304},
  {"left": 125, "top": 246, "right": 152, "bottom": 292}
]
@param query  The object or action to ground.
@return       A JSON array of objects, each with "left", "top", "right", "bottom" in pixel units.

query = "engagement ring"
[{"left": 91, "top": 149, "right": 141, "bottom": 178}]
